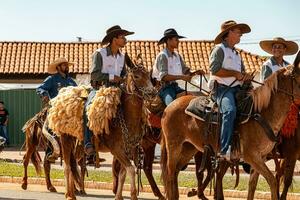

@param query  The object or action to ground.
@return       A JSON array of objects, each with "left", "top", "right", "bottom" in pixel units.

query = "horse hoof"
[
  {"left": 21, "top": 183, "right": 27, "bottom": 190},
  {"left": 115, "top": 197, "right": 124, "bottom": 200},
  {"left": 48, "top": 186, "right": 57, "bottom": 192},
  {"left": 75, "top": 190, "right": 86, "bottom": 195},
  {"left": 187, "top": 188, "right": 197, "bottom": 197},
  {"left": 65, "top": 193, "right": 76, "bottom": 200},
  {"left": 158, "top": 196, "right": 166, "bottom": 200}
]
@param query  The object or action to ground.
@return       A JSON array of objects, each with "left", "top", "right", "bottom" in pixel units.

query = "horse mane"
[
  {"left": 251, "top": 67, "right": 285, "bottom": 112},
  {"left": 251, "top": 65, "right": 295, "bottom": 112}
]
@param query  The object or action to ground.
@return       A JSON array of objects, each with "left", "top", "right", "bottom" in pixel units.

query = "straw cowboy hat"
[
  {"left": 214, "top": 20, "right": 251, "bottom": 44},
  {"left": 101, "top": 25, "right": 134, "bottom": 45},
  {"left": 48, "top": 58, "right": 75, "bottom": 74},
  {"left": 158, "top": 28, "right": 186, "bottom": 45},
  {"left": 259, "top": 37, "right": 299, "bottom": 55}
]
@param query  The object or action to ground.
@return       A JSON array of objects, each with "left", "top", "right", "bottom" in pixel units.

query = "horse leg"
[
  {"left": 165, "top": 146, "right": 182, "bottom": 200},
  {"left": 61, "top": 135, "right": 76, "bottom": 200},
  {"left": 194, "top": 151, "right": 211, "bottom": 200},
  {"left": 77, "top": 157, "right": 87, "bottom": 195},
  {"left": 171, "top": 143, "right": 196, "bottom": 200},
  {"left": 22, "top": 144, "right": 34, "bottom": 190},
  {"left": 126, "top": 164, "right": 138, "bottom": 200},
  {"left": 280, "top": 157, "right": 297, "bottom": 200},
  {"left": 113, "top": 151, "right": 137, "bottom": 200},
  {"left": 43, "top": 157, "right": 57, "bottom": 192},
  {"left": 214, "top": 160, "right": 230, "bottom": 200},
  {"left": 112, "top": 156, "right": 121, "bottom": 195},
  {"left": 247, "top": 169, "right": 259, "bottom": 200},
  {"left": 114, "top": 164, "right": 126, "bottom": 200},
  {"left": 143, "top": 142, "right": 165, "bottom": 200},
  {"left": 247, "top": 156, "right": 279, "bottom": 200}
]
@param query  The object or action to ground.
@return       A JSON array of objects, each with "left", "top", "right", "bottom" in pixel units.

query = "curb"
[{"left": 1, "top": 176, "right": 300, "bottom": 199}]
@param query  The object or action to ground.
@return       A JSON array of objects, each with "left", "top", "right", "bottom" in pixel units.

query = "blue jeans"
[
  {"left": 0, "top": 125, "right": 9, "bottom": 145},
  {"left": 159, "top": 82, "right": 184, "bottom": 106},
  {"left": 84, "top": 89, "right": 97, "bottom": 148},
  {"left": 213, "top": 85, "right": 239, "bottom": 154}
]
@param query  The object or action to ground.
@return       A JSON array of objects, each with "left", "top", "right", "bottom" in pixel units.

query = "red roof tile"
[{"left": 0, "top": 41, "right": 266, "bottom": 74}]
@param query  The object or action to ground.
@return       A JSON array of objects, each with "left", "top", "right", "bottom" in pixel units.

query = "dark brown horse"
[
  {"left": 160, "top": 65, "right": 300, "bottom": 200},
  {"left": 21, "top": 107, "right": 87, "bottom": 194},
  {"left": 58, "top": 66, "right": 155, "bottom": 200}
]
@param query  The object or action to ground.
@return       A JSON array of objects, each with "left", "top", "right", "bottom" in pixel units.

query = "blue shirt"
[{"left": 36, "top": 73, "right": 77, "bottom": 99}]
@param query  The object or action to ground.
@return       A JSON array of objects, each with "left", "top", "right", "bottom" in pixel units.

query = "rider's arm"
[
  {"left": 90, "top": 51, "right": 110, "bottom": 82},
  {"left": 36, "top": 76, "right": 53, "bottom": 98},
  {"left": 179, "top": 55, "right": 191, "bottom": 75},
  {"left": 210, "top": 46, "right": 243, "bottom": 80}
]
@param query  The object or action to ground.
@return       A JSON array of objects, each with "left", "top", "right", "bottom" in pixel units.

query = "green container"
[{"left": 0, "top": 89, "right": 42, "bottom": 146}]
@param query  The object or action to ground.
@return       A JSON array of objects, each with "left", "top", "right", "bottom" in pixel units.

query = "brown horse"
[
  {"left": 21, "top": 107, "right": 87, "bottom": 194},
  {"left": 112, "top": 126, "right": 216, "bottom": 200},
  {"left": 248, "top": 124, "right": 300, "bottom": 200},
  {"left": 160, "top": 65, "right": 300, "bottom": 200},
  {"left": 59, "top": 66, "right": 155, "bottom": 200}
]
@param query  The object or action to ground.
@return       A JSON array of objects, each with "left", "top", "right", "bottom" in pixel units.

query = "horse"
[
  {"left": 58, "top": 65, "right": 155, "bottom": 200},
  {"left": 248, "top": 123, "right": 300, "bottom": 200},
  {"left": 160, "top": 65, "right": 300, "bottom": 200},
  {"left": 21, "top": 107, "right": 87, "bottom": 194},
  {"left": 112, "top": 124, "right": 218, "bottom": 200}
]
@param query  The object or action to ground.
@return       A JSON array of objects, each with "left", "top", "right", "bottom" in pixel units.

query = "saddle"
[{"left": 185, "top": 84, "right": 254, "bottom": 125}]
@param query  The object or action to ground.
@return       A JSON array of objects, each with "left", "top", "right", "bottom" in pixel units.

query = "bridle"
[{"left": 122, "top": 66, "right": 156, "bottom": 100}]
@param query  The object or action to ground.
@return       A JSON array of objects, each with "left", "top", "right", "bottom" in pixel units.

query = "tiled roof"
[{"left": 0, "top": 41, "right": 266, "bottom": 74}]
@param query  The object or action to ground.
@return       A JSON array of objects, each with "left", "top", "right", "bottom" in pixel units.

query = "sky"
[{"left": 0, "top": 0, "right": 299, "bottom": 62}]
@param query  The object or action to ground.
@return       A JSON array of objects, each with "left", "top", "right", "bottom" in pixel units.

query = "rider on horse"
[
  {"left": 36, "top": 58, "right": 77, "bottom": 162},
  {"left": 208, "top": 20, "right": 253, "bottom": 160},
  {"left": 260, "top": 37, "right": 298, "bottom": 81},
  {"left": 152, "top": 28, "right": 204, "bottom": 106},
  {"left": 84, "top": 25, "right": 135, "bottom": 164}
]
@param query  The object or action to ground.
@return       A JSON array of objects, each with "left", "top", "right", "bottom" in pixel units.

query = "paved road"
[{"left": 0, "top": 182, "right": 255, "bottom": 200}]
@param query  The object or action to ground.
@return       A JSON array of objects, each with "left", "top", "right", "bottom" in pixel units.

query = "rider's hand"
[
  {"left": 242, "top": 73, "right": 254, "bottom": 81},
  {"left": 111, "top": 76, "right": 123, "bottom": 83},
  {"left": 42, "top": 95, "right": 50, "bottom": 103},
  {"left": 235, "top": 72, "right": 244, "bottom": 81}
]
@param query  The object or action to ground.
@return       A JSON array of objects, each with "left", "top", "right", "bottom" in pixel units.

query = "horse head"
[{"left": 124, "top": 56, "right": 156, "bottom": 100}]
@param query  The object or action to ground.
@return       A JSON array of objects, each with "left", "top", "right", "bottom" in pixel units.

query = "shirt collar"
[
  {"left": 270, "top": 56, "right": 289, "bottom": 66},
  {"left": 54, "top": 73, "right": 69, "bottom": 79},
  {"left": 164, "top": 48, "right": 177, "bottom": 57},
  {"left": 106, "top": 46, "right": 121, "bottom": 57},
  {"left": 222, "top": 41, "right": 235, "bottom": 51}
]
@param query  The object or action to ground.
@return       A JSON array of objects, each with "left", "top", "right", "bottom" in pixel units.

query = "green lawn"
[{"left": 0, "top": 161, "right": 299, "bottom": 193}]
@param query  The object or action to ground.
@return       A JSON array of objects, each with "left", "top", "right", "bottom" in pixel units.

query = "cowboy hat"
[
  {"left": 48, "top": 58, "right": 75, "bottom": 74},
  {"left": 259, "top": 37, "right": 299, "bottom": 55},
  {"left": 158, "top": 28, "right": 186, "bottom": 45},
  {"left": 214, "top": 20, "right": 251, "bottom": 44},
  {"left": 101, "top": 25, "right": 134, "bottom": 45}
]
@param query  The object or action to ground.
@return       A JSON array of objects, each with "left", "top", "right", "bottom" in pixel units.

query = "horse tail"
[
  {"left": 160, "top": 132, "right": 168, "bottom": 187},
  {"left": 31, "top": 150, "right": 42, "bottom": 175},
  {"left": 24, "top": 120, "right": 42, "bottom": 175}
]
